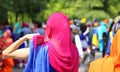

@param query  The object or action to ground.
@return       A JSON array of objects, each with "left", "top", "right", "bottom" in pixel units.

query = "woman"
[
  {"left": 2, "top": 12, "right": 79, "bottom": 72},
  {"left": 89, "top": 16, "right": 120, "bottom": 72},
  {"left": 1, "top": 29, "right": 14, "bottom": 72},
  {"left": 97, "top": 21, "right": 107, "bottom": 53},
  {"left": 71, "top": 24, "right": 83, "bottom": 59}
]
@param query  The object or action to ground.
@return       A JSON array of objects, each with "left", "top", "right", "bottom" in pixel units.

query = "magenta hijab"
[
  {"left": 3, "top": 29, "right": 12, "bottom": 38},
  {"left": 44, "top": 12, "right": 79, "bottom": 72}
]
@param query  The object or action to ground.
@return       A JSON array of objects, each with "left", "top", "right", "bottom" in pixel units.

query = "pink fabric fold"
[{"left": 32, "top": 34, "right": 44, "bottom": 49}]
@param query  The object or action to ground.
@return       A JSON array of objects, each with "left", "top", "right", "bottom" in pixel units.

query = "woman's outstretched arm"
[{"left": 2, "top": 33, "right": 38, "bottom": 59}]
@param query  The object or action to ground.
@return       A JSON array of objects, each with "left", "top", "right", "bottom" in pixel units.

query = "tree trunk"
[
  {"left": 16, "top": 12, "right": 18, "bottom": 22},
  {"left": 21, "top": 12, "right": 24, "bottom": 23}
]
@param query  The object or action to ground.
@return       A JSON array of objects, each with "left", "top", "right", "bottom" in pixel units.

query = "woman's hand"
[{"left": 24, "top": 33, "right": 40, "bottom": 40}]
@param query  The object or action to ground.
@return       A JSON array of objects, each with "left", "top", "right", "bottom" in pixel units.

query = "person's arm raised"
[{"left": 2, "top": 33, "right": 39, "bottom": 59}]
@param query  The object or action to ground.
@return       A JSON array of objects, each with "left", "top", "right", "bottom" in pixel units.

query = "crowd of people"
[
  {"left": 70, "top": 17, "right": 113, "bottom": 72},
  {"left": 0, "top": 12, "right": 120, "bottom": 72},
  {"left": 0, "top": 21, "right": 45, "bottom": 72}
]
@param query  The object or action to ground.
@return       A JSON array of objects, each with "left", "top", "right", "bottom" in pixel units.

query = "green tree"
[
  {"left": 107, "top": 0, "right": 120, "bottom": 17},
  {"left": 1, "top": 0, "right": 120, "bottom": 24},
  {"left": 0, "top": 0, "right": 11, "bottom": 24},
  {"left": 41, "top": 0, "right": 120, "bottom": 21}
]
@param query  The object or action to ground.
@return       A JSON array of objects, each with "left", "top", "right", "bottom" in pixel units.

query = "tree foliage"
[{"left": 0, "top": 0, "right": 120, "bottom": 24}]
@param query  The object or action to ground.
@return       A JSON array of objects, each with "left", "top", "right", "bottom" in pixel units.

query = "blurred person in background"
[
  {"left": 0, "top": 26, "right": 2, "bottom": 37},
  {"left": 20, "top": 22, "right": 32, "bottom": 47},
  {"left": 33, "top": 22, "right": 45, "bottom": 36},
  {"left": 80, "top": 18, "right": 91, "bottom": 47},
  {"left": 14, "top": 22, "right": 21, "bottom": 41},
  {"left": 0, "top": 35, "right": 4, "bottom": 70},
  {"left": 97, "top": 21, "right": 108, "bottom": 57},
  {"left": 0, "top": 29, "right": 14, "bottom": 72},
  {"left": 21, "top": 22, "right": 32, "bottom": 36},
  {"left": 71, "top": 24, "right": 83, "bottom": 62},
  {"left": 79, "top": 18, "right": 94, "bottom": 72},
  {"left": 91, "top": 22, "right": 99, "bottom": 51},
  {"left": 29, "top": 20, "right": 36, "bottom": 33}
]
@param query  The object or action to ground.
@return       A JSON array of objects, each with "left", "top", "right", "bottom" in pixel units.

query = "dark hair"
[
  {"left": 108, "top": 21, "right": 114, "bottom": 34},
  {"left": 37, "top": 22, "right": 42, "bottom": 28},
  {"left": 32, "top": 20, "right": 38, "bottom": 26},
  {"left": 80, "top": 24, "right": 87, "bottom": 34}
]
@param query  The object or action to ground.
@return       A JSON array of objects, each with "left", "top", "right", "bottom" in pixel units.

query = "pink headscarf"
[
  {"left": 3, "top": 29, "right": 12, "bottom": 38},
  {"left": 23, "top": 22, "right": 29, "bottom": 27},
  {"left": 45, "top": 12, "right": 79, "bottom": 72}
]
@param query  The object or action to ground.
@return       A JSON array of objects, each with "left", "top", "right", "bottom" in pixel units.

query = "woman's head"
[
  {"left": 22, "top": 22, "right": 29, "bottom": 27},
  {"left": 3, "top": 29, "right": 11, "bottom": 38},
  {"left": 44, "top": 12, "right": 70, "bottom": 41},
  {"left": 93, "top": 22, "right": 99, "bottom": 27}
]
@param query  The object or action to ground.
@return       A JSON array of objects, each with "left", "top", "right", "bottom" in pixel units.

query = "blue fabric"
[
  {"left": 21, "top": 27, "right": 32, "bottom": 35},
  {"left": 0, "top": 29, "right": 2, "bottom": 37},
  {"left": 79, "top": 33, "right": 91, "bottom": 46},
  {"left": 98, "top": 21, "right": 107, "bottom": 41},
  {"left": 99, "top": 40, "right": 104, "bottom": 52},
  {"left": 14, "top": 22, "right": 22, "bottom": 41},
  {"left": 92, "top": 27, "right": 98, "bottom": 34},
  {"left": 14, "top": 22, "right": 21, "bottom": 35},
  {"left": 23, "top": 42, "right": 34, "bottom": 72},
  {"left": 24, "top": 42, "right": 56, "bottom": 72},
  {"left": 79, "top": 34, "right": 86, "bottom": 40},
  {"left": 105, "top": 39, "right": 111, "bottom": 55},
  {"left": 19, "top": 43, "right": 25, "bottom": 49},
  {"left": 33, "top": 28, "right": 45, "bottom": 36},
  {"left": 79, "top": 34, "right": 89, "bottom": 51},
  {"left": 105, "top": 32, "right": 115, "bottom": 55},
  {"left": 86, "top": 33, "right": 91, "bottom": 46}
]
